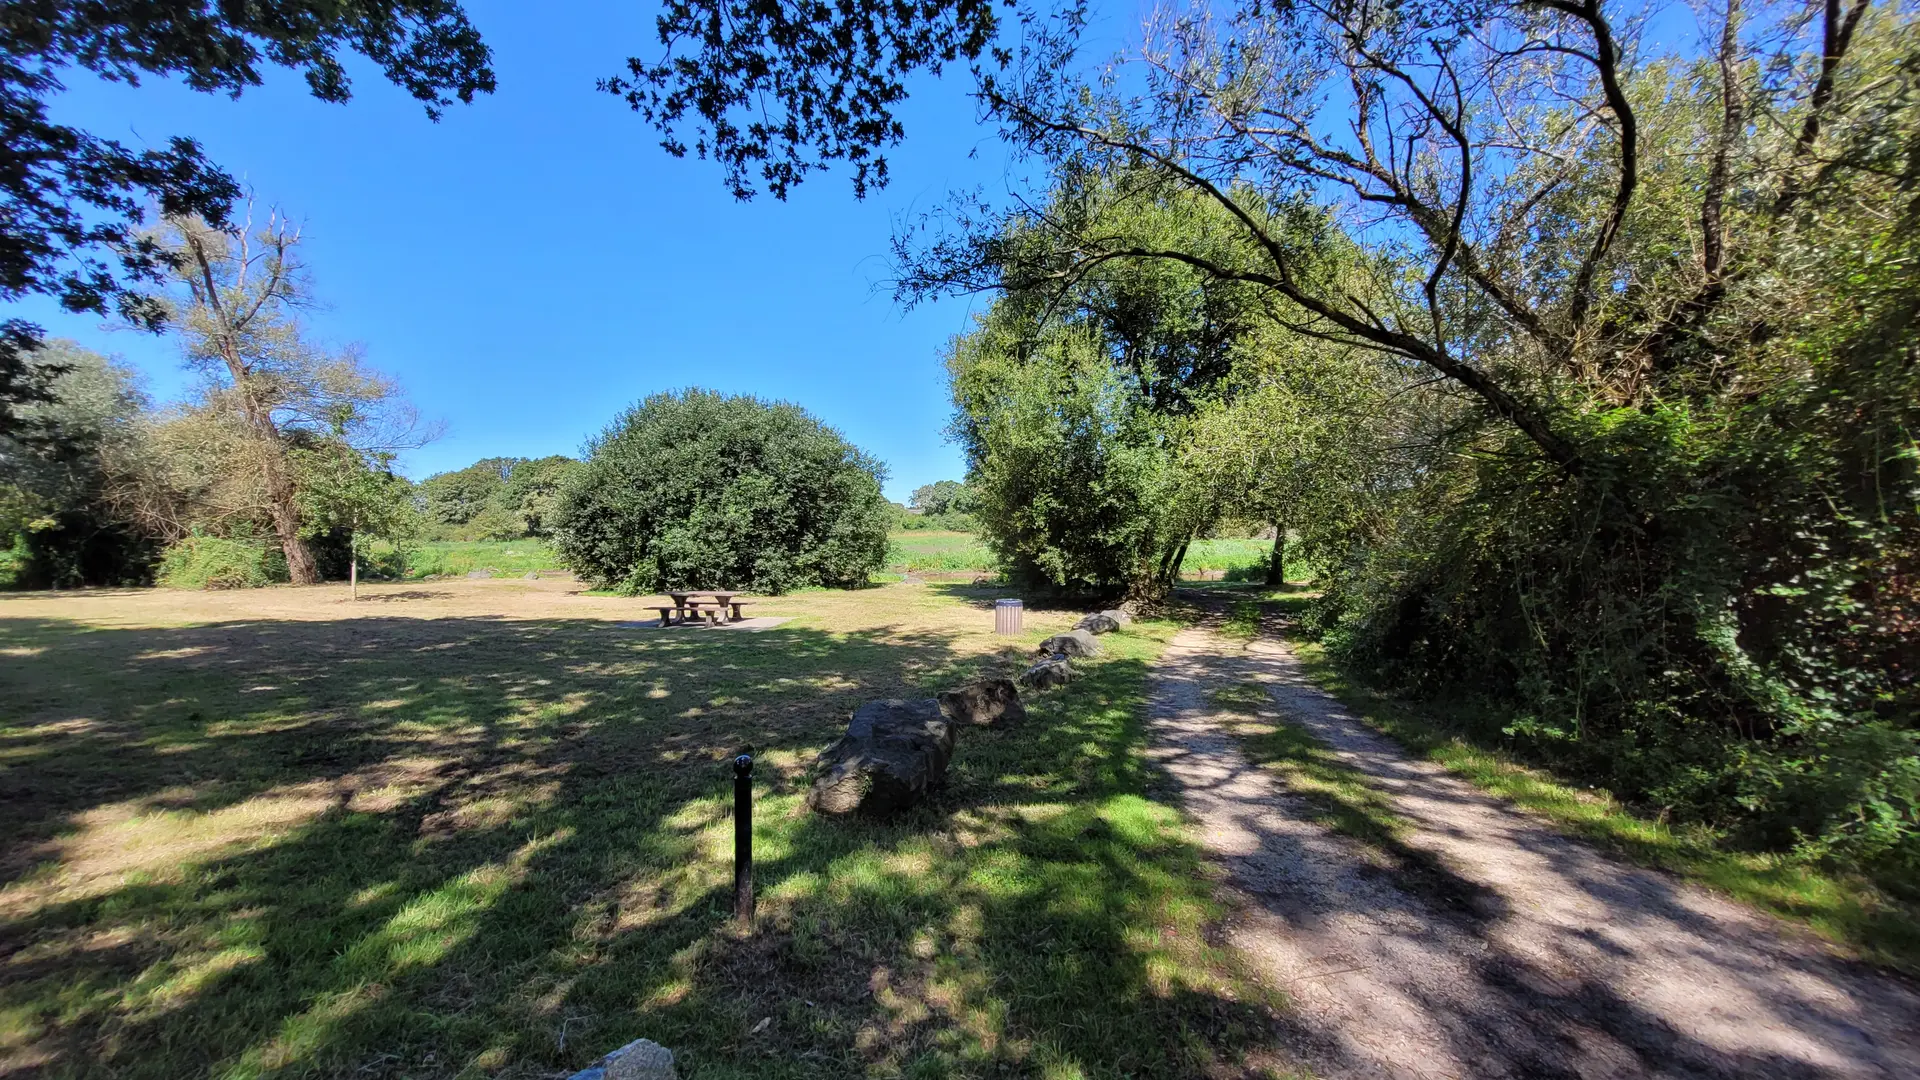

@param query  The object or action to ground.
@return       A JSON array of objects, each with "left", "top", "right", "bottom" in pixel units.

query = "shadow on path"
[{"left": 1146, "top": 605, "right": 1920, "bottom": 1080}]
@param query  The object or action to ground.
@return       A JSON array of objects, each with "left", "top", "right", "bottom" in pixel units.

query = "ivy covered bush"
[
  {"left": 156, "top": 534, "right": 288, "bottom": 590},
  {"left": 552, "top": 389, "right": 890, "bottom": 594}
]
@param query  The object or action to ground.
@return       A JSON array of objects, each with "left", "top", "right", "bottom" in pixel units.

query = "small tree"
[
  {"left": 554, "top": 389, "right": 889, "bottom": 593},
  {"left": 291, "top": 442, "right": 420, "bottom": 599},
  {"left": 951, "top": 325, "right": 1190, "bottom": 596}
]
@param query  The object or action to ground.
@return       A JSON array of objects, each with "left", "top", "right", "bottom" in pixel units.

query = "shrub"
[
  {"left": 553, "top": 389, "right": 890, "bottom": 593},
  {"left": 949, "top": 329, "right": 1183, "bottom": 595},
  {"left": 0, "top": 532, "right": 28, "bottom": 589},
  {"left": 1313, "top": 381, "right": 1920, "bottom": 879},
  {"left": 0, "top": 512, "right": 157, "bottom": 589},
  {"left": 156, "top": 534, "right": 288, "bottom": 590}
]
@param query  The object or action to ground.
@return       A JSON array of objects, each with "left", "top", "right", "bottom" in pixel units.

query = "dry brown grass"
[{"left": 0, "top": 576, "right": 1076, "bottom": 631}]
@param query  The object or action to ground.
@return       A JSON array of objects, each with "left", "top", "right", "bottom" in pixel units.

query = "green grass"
[
  {"left": 374, "top": 539, "right": 566, "bottom": 579},
  {"left": 1179, "top": 538, "right": 1276, "bottom": 576},
  {"left": 886, "top": 530, "right": 997, "bottom": 573},
  {"left": 1268, "top": 626, "right": 1920, "bottom": 977},
  {"left": 0, "top": 584, "right": 1292, "bottom": 1079},
  {"left": 883, "top": 532, "right": 1288, "bottom": 581}
]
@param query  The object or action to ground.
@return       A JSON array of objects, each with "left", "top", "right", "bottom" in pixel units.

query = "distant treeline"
[{"left": 416, "top": 456, "right": 579, "bottom": 541}]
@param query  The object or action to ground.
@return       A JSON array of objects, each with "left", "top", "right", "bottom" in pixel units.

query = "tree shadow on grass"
[
  {"left": 0, "top": 614, "right": 1290, "bottom": 1079},
  {"left": 923, "top": 582, "right": 1112, "bottom": 616}
]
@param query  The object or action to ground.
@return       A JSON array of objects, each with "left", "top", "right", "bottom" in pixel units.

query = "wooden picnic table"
[{"left": 658, "top": 590, "right": 750, "bottom": 626}]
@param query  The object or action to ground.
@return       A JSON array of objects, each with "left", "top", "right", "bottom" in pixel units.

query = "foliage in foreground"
[
  {"left": 897, "top": 0, "right": 1920, "bottom": 886},
  {"left": 0, "top": 0, "right": 493, "bottom": 437},
  {"left": 2, "top": 212, "right": 433, "bottom": 591},
  {"left": 554, "top": 389, "right": 892, "bottom": 594}
]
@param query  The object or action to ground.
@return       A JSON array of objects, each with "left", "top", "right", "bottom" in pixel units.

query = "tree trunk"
[
  {"left": 1266, "top": 524, "right": 1286, "bottom": 587},
  {"left": 1163, "top": 539, "right": 1191, "bottom": 586},
  {"left": 261, "top": 448, "right": 317, "bottom": 584},
  {"left": 349, "top": 529, "right": 358, "bottom": 600}
]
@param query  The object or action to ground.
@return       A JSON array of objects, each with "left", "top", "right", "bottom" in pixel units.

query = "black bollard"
[{"left": 732, "top": 753, "right": 754, "bottom": 925}]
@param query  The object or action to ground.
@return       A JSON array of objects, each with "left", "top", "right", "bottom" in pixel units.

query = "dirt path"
[{"left": 1145, "top": 617, "right": 1920, "bottom": 1079}]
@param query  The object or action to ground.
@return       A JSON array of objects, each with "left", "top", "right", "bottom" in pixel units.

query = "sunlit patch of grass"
[
  {"left": 1280, "top": 635, "right": 1920, "bottom": 976},
  {"left": 366, "top": 539, "right": 565, "bottom": 580},
  {"left": 887, "top": 531, "right": 997, "bottom": 572},
  {"left": 1220, "top": 599, "right": 1265, "bottom": 641},
  {"left": 1180, "top": 538, "right": 1273, "bottom": 576}
]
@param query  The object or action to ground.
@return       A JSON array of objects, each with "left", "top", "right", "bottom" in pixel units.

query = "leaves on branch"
[
  {"left": 0, "top": 1, "right": 494, "bottom": 430},
  {"left": 602, "top": 0, "right": 1018, "bottom": 200}
]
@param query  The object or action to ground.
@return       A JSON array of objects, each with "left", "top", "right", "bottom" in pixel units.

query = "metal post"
[{"left": 732, "top": 753, "right": 754, "bottom": 924}]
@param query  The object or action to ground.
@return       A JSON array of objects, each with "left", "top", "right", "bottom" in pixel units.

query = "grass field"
[
  {"left": 1180, "top": 539, "right": 1277, "bottom": 578},
  {"left": 379, "top": 535, "right": 1281, "bottom": 584},
  {"left": 0, "top": 580, "right": 1289, "bottom": 1079},
  {"left": 374, "top": 540, "right": 566, "bottom": 580},
  {"left": 886, "top": 531, "right": 997, "bottom": 573},
  {"left": 886, "top": 532, "right": 1284, "bottom": 580}
]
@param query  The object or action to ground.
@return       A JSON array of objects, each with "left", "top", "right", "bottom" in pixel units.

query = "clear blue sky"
[{"left": 14, "top": 1, "right": 1106, "bottom": 501}]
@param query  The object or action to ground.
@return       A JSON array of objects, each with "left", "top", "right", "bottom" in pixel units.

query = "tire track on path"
[{"left": 1145, "top": 614, "right": 1920, "bottom": 1079}]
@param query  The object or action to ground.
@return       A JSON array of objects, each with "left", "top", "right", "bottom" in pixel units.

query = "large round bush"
[{"left": 553, "top": 390, "right": 890, "bottom": 593}]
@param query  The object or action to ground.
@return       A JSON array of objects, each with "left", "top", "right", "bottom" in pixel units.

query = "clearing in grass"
[{"left": 0, "top": 578, "right": 1290, "bottom": 1079}]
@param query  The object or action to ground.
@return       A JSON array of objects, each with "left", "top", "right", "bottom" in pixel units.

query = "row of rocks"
[
  {"left": 807, "top": 677, "right": 1027, "bottom": 817},
  {"left": 808, "top": 607, "right": 1133, "bottom": 818},
  {"left": 1017, "top": 608, "right": 1131, "bottom": 689}
]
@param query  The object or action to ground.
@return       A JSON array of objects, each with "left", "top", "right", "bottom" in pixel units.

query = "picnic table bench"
[{"left": 655, "top": 591, "right": 755, "bottom": 626}]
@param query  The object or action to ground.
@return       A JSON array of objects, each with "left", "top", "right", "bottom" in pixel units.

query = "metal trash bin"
[{"left": 994, "top": 598, "right": 1024, "bottom": 636}]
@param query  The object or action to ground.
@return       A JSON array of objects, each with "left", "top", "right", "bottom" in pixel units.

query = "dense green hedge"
[
  {"left": 1311, "top": 354, "right": 1920, "bottom": 884},
  {"left": 553, "top": 389, "right": 890, "bottom": 594}
]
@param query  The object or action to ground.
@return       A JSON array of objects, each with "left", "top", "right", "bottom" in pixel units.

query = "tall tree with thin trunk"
[{"left": 163, "top": 205, "right": 430, "bottom": 584}]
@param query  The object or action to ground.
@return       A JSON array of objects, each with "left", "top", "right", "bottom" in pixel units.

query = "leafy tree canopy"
[
  {"left": 603, "top": 0, "right": 1012, "bottom": 200},
  {"left": 419, "top": 455, "right": 579, "bottom": 539},
  {"left": 420, "top": 457, "right": 516, "bottom": 526},
  {"left": 553, "top": 388, "right": 890, "bottom": 593},
  {"left": 908, "top": 479, "right": 970, "bottom": 515},
  {"left": 0, "top": 1, "right": 494, "bottom": 433}
]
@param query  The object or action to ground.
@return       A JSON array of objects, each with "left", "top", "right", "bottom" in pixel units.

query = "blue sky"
[{"left": 15, "top": 1, "right": 1098, "bottom": 501}]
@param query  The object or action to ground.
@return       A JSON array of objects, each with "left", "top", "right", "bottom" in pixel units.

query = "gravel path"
[{"left": 1145, "top": 617, "right": 1920, "bottom": 1079}]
